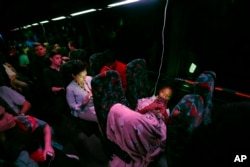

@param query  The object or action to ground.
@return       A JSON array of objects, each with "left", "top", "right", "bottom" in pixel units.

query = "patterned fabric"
[
  {"left": 66, "top": 76, "right": 95, "bottom": 118},
  {"left": 91, "top": 70, "right": 130, "bottom": 136},
  {"left": 15, "top": 115, "right": 47, "bottom": 133},
  {"left": 91, "top": 70, "right": 131, "bottom": 163},
  {"left": 167, "top": 71, "right": 216, "bottom": 167},
  {"left": 171, "top": 71, "right": 216, "bottom": 130},
  {"left": 100, "top": 61, "right": 127, "bottom": 93},
  {"left": 89, "top": 53, "right": 105, "bottom": 76},
  {"left": 107, "top": 103, "right": 167, "bottom": 167},
  {"left": 126, "top": 59, "right": 149, "bottom": 110},
  {"left": 171, "top": 94, "right": 204, "bottom": 132},
  {"left": 194, "top": 71, "right": 216, "bottom": 125}
]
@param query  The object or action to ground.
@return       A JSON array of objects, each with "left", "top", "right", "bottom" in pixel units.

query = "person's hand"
[
  {"left": 139, "top": 102, "right": 165, "bottom": 114},
  {"left": 82, "top": 93, "right": 92, "bottom": 105},
  {"left": 43, "top": 145, "right": 55, "bottom": 161},
  {"left": 147, "top": 102, "right": 165, "bottom": 111},
  {"left": 60, "top": 87, "right": 65, "bottom": 91},
  {"left": 161, "top": 109, "right": 169, "bottom": 123},
  {"left": 147, "top": 102, "right": 169, "bottom": 122},
  {"left": 52, "top": 87, "right": 65, "bottom": 93}
]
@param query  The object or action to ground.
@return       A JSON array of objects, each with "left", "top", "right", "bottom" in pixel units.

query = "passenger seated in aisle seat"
[{"left": 66, "top": 61, "right": 98, "bottom": 122}]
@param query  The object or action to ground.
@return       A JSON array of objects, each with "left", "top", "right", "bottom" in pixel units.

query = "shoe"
[{"left": 66, "top": 154, "right": 80, "bottom": 160}]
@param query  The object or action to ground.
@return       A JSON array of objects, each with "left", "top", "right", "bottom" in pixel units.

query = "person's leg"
[
  {"left": 12, "top": 79, "right": 29, "bottom": 90},
  {"left": 14, "top": 150, "right": 39, "bottom": 167},
  {"left": 78, "top": 107, "right": 98, "bottom": 123}
]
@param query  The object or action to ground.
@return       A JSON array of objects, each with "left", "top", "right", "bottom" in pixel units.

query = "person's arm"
[
  {"left": 4, "top": 86, "right": 28, "bottom": 114},
  {"left": 137, "top": 102, "right": 164, "bottom": 114},
  {"left": 21, "top": 116, "right": 55, "bottom": 161},
  {"left": 51, "top": 87, "right": 65, "bottom": 92},
  {"left": 43, "top": 124, "right": 54, "bottom": 160},
  {"left": 43, "top": 69, "right": 64, "bottom": 93},
  {"left": 66, "top": 86, "right": 82, "bottom": 111},
  {"left": 19, "top": 100, "right": 31, "bottom": 115}
]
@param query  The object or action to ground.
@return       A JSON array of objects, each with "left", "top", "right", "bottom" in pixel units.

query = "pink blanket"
[{"left": 107, "top": 103, "right": 167, "bottom": 167}]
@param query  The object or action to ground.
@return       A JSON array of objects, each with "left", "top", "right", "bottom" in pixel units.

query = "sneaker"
[{"left": 66, "top": 154, "right": 80, "bottom": 160}]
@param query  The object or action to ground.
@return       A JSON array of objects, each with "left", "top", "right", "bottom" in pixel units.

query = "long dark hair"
[
  {"left": 61, "top": 60, "right": 87, "bottom": 86},
  {"left": 71, "top": 61, "right": 87, "bottom": 76}
]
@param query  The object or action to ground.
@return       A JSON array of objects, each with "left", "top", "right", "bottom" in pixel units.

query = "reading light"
[
  {"left": 183, "top": 84, "right": 190, "bottom": 88},
  {"left": 10, "top": 29, "right": 19, "bottom": 32},
  {"left": 70, "top": 9, "right": 96, "bottom": 16},
  {"left": 40, "top": 20, "right": 49, "bottom": 24},
  {"left": 52, "top": 16, "right": 66, "bottom": 21},
  {"left": 189, "top": 63, "right": 197, "bottom": 73},
  {"left": 107, "top": 0, "right": 140, "bottom": 8}
]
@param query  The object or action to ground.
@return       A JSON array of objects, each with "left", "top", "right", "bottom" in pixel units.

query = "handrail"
[{"left": 175, "top": 78, "right": 250, "bottom": 99}]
